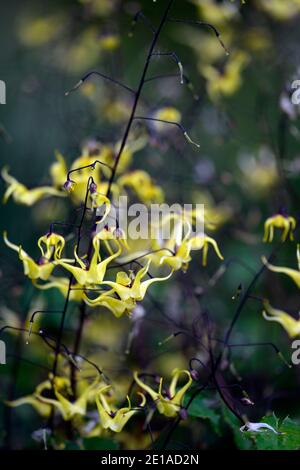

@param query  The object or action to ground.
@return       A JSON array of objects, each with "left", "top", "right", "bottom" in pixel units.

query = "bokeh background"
[{"left": 1, "top": 0, "right": 300, "bottom": 450}]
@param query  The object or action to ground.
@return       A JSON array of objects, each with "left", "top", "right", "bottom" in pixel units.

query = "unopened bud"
[
  {"left": 89, "top": 182, "right": 98, "bottom": 193},
  {"left": 38, "top": 256, "right": 48, "bottom": 265},
  {"left": 190, "top": 369, "right": 200, "bottom": 381},
  {"left": 113, "top": 227, "right": 124, "bottom": 239},
  {"left": 179, "top": 408, "right": 188, "bottom": 420},
  {"left": 63, "top": 179, "right": 75, "bottom": 192}
]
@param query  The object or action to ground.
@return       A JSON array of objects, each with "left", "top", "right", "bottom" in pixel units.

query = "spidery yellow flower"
[
  {"left": 134, "top": 368, "right": 192, "bottom": 418},
  {"left": 2, "top": 167, "right": 65, "bottom": 206},
  {"left": 262, "top": 300, "right": 300, "bottom": 338},
  {"left": 3, "top": 232, "right": 59, "bottom": 281},
  {"left": 95, "top": 386, "right": 145, "bottom": 433},
  {"left": 262, "top": 245, "right": 300, "bottom": 289},
  {"left": 263, "top": 212, "right": 296, "bottom": 242}
]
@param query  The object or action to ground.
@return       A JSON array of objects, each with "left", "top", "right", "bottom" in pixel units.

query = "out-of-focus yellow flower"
[
  {"left": 238, "top": 147, "right": 279, "bottom": 195},
  {"left": 201, "top": 51, "right": 249, "bottom": 100},
  {"left": 192, "top": 191, "right": 232, "bottom": 231},
  {"left": 2, "top": 167, "right": 65, "bottom": 206},
  {"left": 119, "top": 170, "right": 164, "bottom": 204},
  {"left": 256, "top": 0, "right": 300, "bottom": 21},
  {"left": 95, "top": 385, "right": 144, "bottom": 432},
  {"left": 67, "top": 154, "right": 103, "bottom": 204},
  {"left": 263, "top": 213, "right": 296, "bottom": 242},
  {"left": 99, "top": 34, "right": 120, "bottom": 51},
  {"left": 18, "top": 14, "right": 66, "bottom": 47},
  {"left": 113, "top": 135, "right": 148, "bottom": 175},
  {"left": 50, "top": 152, "right": 68, "bottom": 189},
  {"left": 80, "top": 81, "right": 97, "bottom": 98},
  {"left": 7, "top": 375, "right": 103, "bottom": 421},
  {"left": 79, "top": 0, "right": 116, "bottom": 17},
  {"left": 90, "top": 191, "right": 111, "bottom": 221},
  {"left": 36, "top": 376, "right": 103, "bottom": 421},
  {"left": 60, "top": 28, "right": 102, "bottom": 73},
  {"left": 6, "top": 377, "right": 54, "bottom": 417},
  {"left": 102, "top": 99, "right": 130, "bottom": 124},
  {"left": 3, "top": 232, "right": 57, "bottom": 281},
  {"left": 152, "top": 107, "right": 181, "bottom": 132},
  {"left": 33, "top": 277, "right": 85, "bottom": 302},
  {"left": 242, "top": 28, "right": 271, "bottom": 52},
  {"left": 262, "top": 300, "right": 300, "bottom": 338},
  {"left": 176, "top": 27, "right": 232, "bottom": 65},
  {"left": 134, "top": 369, "right": 192, "bottom": 418},
  {"left": 192, "top": 0, "right": 239, "bottom": 26},
  {"left": 262, "top": 245, "right": 300, "bottom": 289}
]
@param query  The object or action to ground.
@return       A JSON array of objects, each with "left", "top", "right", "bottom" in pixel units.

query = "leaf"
[
  {"left": 255, "top": 415, "right": 300, "bottom": 450},
  {"left": 82, "top": 437, "right": 119, "bottom": 450},
  {"left": 221, "top": 406, "right": 254, "bottom": 450},
  {"left": 184, "top": 393, "right": 221, "bottom": 435}
]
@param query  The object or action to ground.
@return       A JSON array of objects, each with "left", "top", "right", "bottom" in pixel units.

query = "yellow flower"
[
  {"left": 99, "top": 34, "right": 120, "bottom": 51},
  {"left": 263, "top": 213, "right": 296, "bottom": 242},
  {"left": 95, "top": 385, "right": 143, "bottom": 433},
  {"left": 3, "top": 232, "right": 57, "bottom": 281},
  {"left": 152, "top": 107, "right": 182, "bottom": 132},
  {"left": 134, "top": 369, "right": 192, "bottom": 418},
  {"left": 118, "top": 170, "right": 164, "bottom": 204},
  {"left": 256, "top": 0, "right": 300, "bottom": 21},
  {"left": 67, "top": 155, "right": 103, "bottom": 204},
  {"left": 33, "top": 277, "right": 85, "bottom": 302},
  {"left": 8, "top": 375, "right": 103, "bottom": 421},
  {"left": 262, "top": 300, "right": 300, "bottom": 338},
  {"left": 50, "top": 152, "right": 68, "bottom": 189},
  {"left": 190, "top": 234, "right": 224, "bottom": 266},
  {"left": 262, "top": 245, "right": 300, "bottom": 289},
  {"left": 90, "top": 191, "right": 111, "bottom": 221},
  {"left": 192, "top": 191, "right": 232, "bottom": 230},
  {"left": 83, "top": 291, "right": 136, "bottom": 317},
  {"left": 34, "top": 376, "right": 103, "bottom": 421},
  {"left": 37, "top": 232, "right": 65, "bottom": 260},
  {"left": 99, "top": 260, "right": 173, "bottom": 302},
  {"left": 194, "top": 0, "right": 239, "bottom": 26},
  {"left": 18, "top": 14, "right": 66, "bottom": 47},
  {"left": 201, "top": 51, "right": 249, "bottom": 100},
  {"left": 155, "top": 231, "right": 224, "bottom": 269},
  {"left": 5, "top": 377, "right": 54, "bottom": 417},
  {"left": 239, "top": 147, "right": 279, "bottom": 195},
  {"left": 1, "top": 167, "right": 65, "bottom": 206},
  {"left": 56, "top": 232, "right": 122, "bottom": 287}
]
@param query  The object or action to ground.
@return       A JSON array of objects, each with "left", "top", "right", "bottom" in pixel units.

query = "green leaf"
[
  {"left": 184, "top": 393, "right": 221, "bottom": 435},
  {"left": 255, "top": 415, "right": 300, "bottom": 450},
  {"left": 221, "top": 406, "right": 254, "bottom": 450},
  {"left": 82, "top": 437, "right": 119, "bottom": 450}
]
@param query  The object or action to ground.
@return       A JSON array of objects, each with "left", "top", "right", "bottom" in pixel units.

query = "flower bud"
[
  {"left": 190, "top": 369, "right": 200, "bottom": 381},
  {"left": 37, "top": 256, "right": 48, "bottom": 265},
  {"left": 240, "top": 397, "right": 254, "bottom": 406},
  {"left": 179, "top": 408, "right": 188, "bottom": 420},
  {"left": 63, "top": 179, "right": 75, "bottom": 192},
  {"left": 89, "top": 182, "right": 98, "bottom": 193}
]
